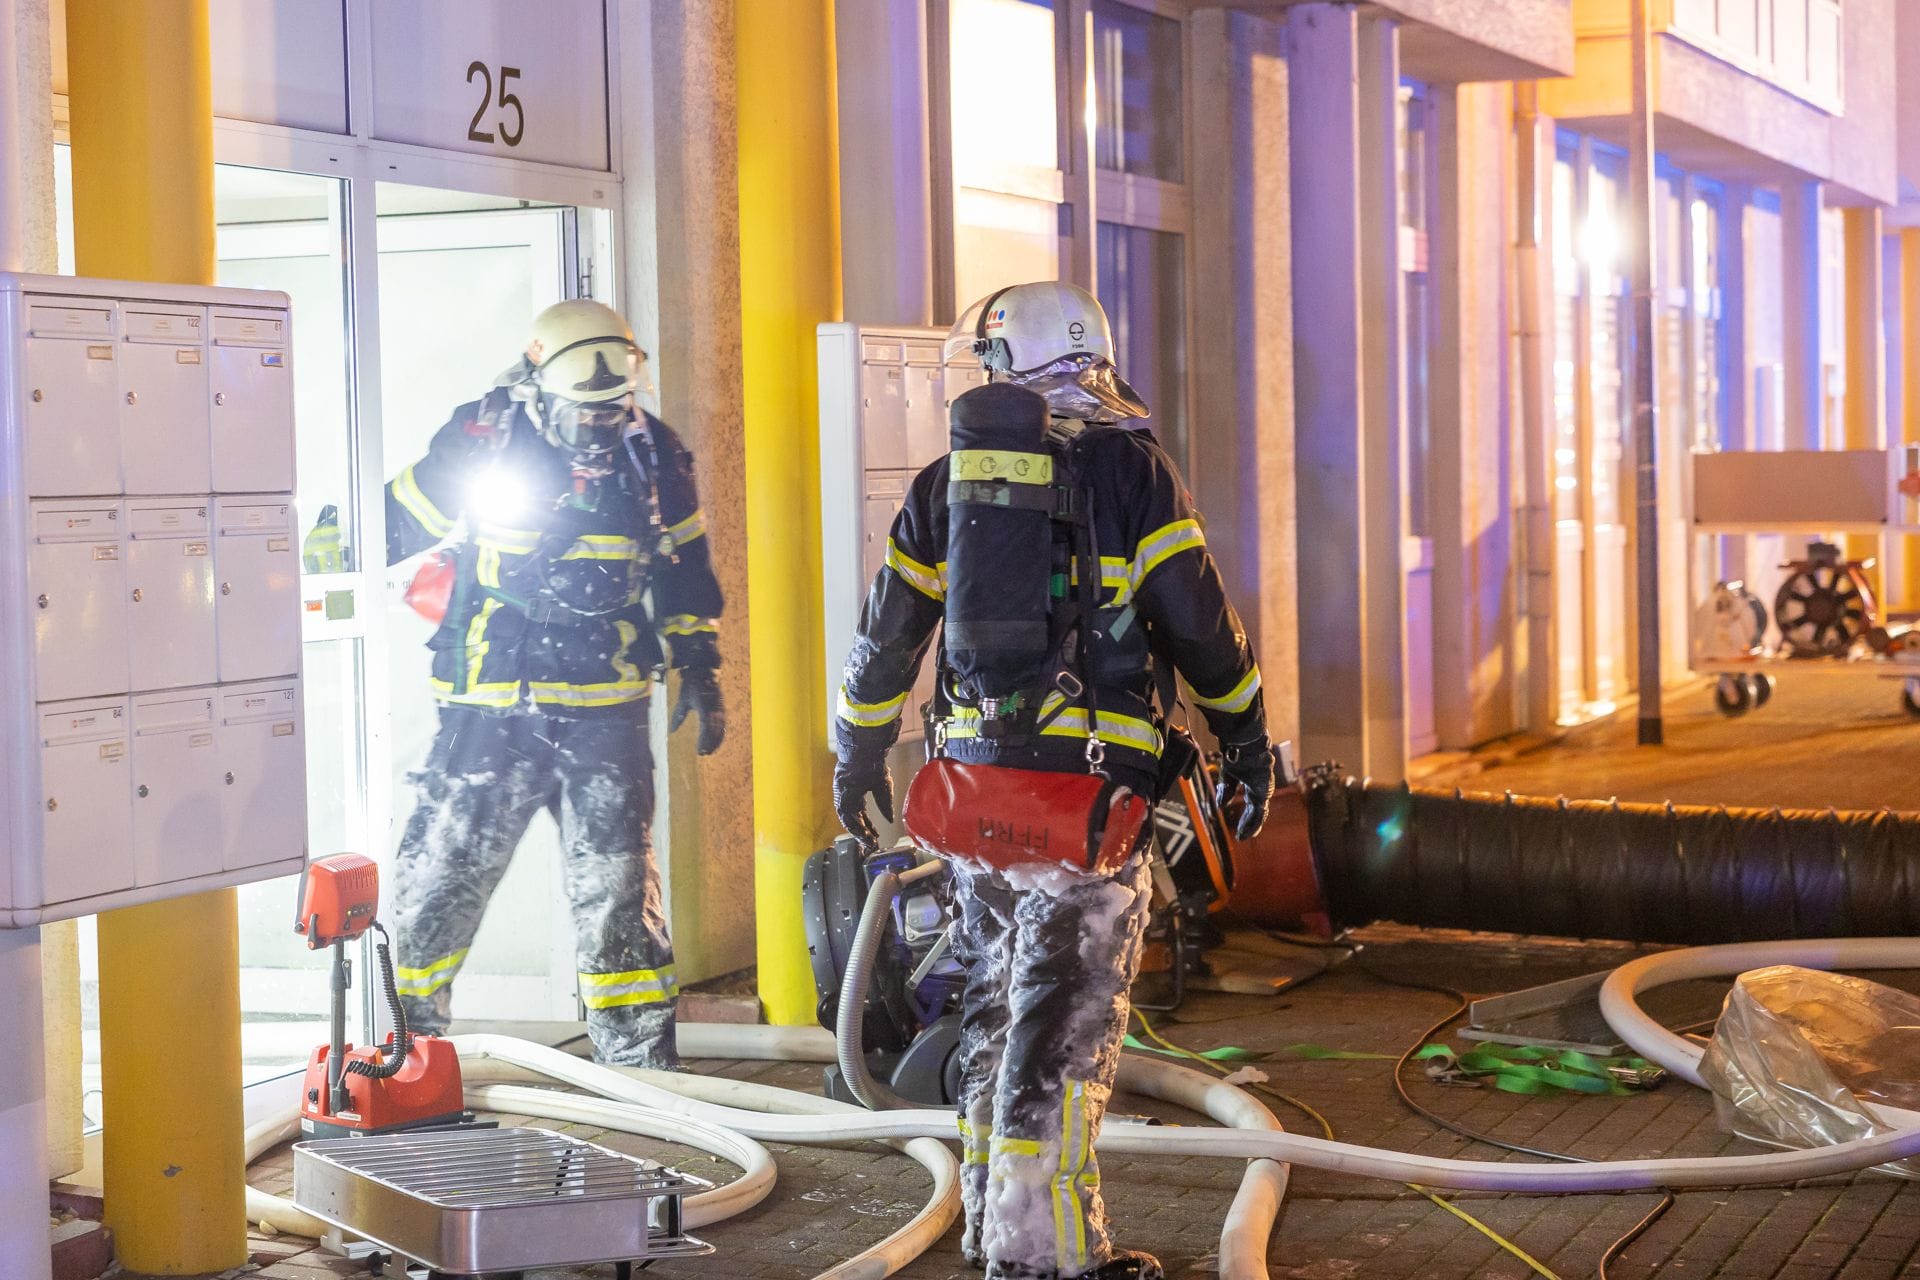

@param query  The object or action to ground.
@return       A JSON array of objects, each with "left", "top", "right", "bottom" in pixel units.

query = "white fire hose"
[{"left": 240, "top": 929, "right": 1920, "bottom": 1279}]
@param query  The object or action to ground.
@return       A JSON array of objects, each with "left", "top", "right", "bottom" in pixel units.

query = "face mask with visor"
[{"left": 539, "top": 396, "right": 633, "bottom": 472}]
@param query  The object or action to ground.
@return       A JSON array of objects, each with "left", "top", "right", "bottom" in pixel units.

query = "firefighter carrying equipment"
[
  {"left": 903, "top": 756, "right": 1151, "bottom": 879},
  {"left": 384, "top": 391, "right": 723, "bottom": 716},
  {"left": 835, "top": 384, "right": 1268, "bottom": 804}
]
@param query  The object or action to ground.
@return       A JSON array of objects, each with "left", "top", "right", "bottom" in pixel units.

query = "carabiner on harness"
[{"left": 1085, "top": 733, "right": 1107, "bottom": 773}]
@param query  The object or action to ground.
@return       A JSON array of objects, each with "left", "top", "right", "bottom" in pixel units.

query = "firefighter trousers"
[
  {"left": 391, "top": 703, "right": 678, "bottom": 1069},
  {"left": 949, "top": 856, "right": 1154, "bottom": 1279}
]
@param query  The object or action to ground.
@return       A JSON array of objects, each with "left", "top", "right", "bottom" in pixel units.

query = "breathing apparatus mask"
[{"left": 540, "top": 393, "right": 633, "bottom": 474}]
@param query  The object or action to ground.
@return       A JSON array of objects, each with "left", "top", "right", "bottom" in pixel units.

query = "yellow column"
[
  {"left": 67, "top": 3, "right": 247, "bottom": 1272},
  {"left": 1903, "top": 229, "right": 1920, "bottom": 608},
  {"left": 738, "top": 0, "right": 843, "bottom": 1024},
  {"left": 1841, "top": 207, "right": 1884, "bottom": 571}
]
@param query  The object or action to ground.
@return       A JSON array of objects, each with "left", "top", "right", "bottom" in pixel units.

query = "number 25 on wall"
[{"left": 466, "top": 62, "right": 525, "bottom": 147}]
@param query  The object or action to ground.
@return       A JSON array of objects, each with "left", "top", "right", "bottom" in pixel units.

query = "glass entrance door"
[{"left": 375, "top": 185, "right": 580, "bottom": 1027}]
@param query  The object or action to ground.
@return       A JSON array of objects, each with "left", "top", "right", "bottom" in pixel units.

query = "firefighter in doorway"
[
  {"left": 834, "top": 282, "right": 1275, "bottom": 1280},
  {"left": 383, "top": 299, "right": 724, "bottom": 1070}
]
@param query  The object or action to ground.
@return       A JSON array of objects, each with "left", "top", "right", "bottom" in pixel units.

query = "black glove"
[
  {"left": 833, "top": 752, "right": 894, "bottom": 853},
  {"left": 669, "top": 666, "right": 726, "bottom": 756},
  {"left": 1215, "top": 737, "right": 1275, "bottom": 841}
]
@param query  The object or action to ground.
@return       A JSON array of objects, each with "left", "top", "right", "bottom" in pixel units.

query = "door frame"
[{"left": 210, "top": 118, "right": 622, "bottom": 1038}]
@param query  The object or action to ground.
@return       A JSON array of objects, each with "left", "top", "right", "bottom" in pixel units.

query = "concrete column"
[
  {"left": 1901, "top": 227, "right": 1920, "bottom": 604},
  {"left": 1430, "top": 84, "right": 1518, "bottom": 751},
  {"left": 1716, "top": 186, "right": 1753, "bottom": 589},
  {"left": 1285, "top": 3, "right": 1404, "bottom": 778},
  {"left": 738, "top": 0, "right": 842, "bottom": 1026},
  {"left": 1356, "top": 15, "right": 1405, "bottom": 778},
  {"left": 0, "top": 0, "right": 80, "bottom": 1202},
  {"left": 0, "top": 930, "right": 49, "bottom": 1280},
  {"left": 834, "top": 0, "right": 934, "bottom": 327},
  {"left": 1781, "top": 181, "right": 1825, "bottom": 450},
  {"left": 1188, "top": 10, "right": 1296, "bottom": 747},
  {"left": 70, "top": 6, "right": 250, "bottom": 1267},
  {"left": 618, "top": 1, "right": 755, "bottom": 984},
  {"left": 1842, "top": 206, "right": 1885, "bottom": 567}
]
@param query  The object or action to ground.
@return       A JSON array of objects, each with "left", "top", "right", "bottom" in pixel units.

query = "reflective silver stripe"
[
  {"left": 839, "top": 684, "right": 909, "bottom": 728},
  {"left": 1131, "top": 519, "right": 1205, "bottom": 587},
  {"left": 666, "top": 510, "right": 708, "bottom": 546},
  {"left": 661, "top": 615, "right": 719, "bottom": 637},
  {"left": 886, "top": 539, "right": 946, "bottom": 601},
  {"left": 1190, "top": 664, "right": 1262, "bottom": 715},
  {"left": 945, "top": 700, "right": 1162, "bottom": 757}
]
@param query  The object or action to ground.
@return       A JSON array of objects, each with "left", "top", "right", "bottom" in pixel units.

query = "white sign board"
[
  {"left": 211, "top": 0, "right": 349, "bottom": 134},
  {"left": 371, "top": 1, "right": 611, "bottom": 172}
]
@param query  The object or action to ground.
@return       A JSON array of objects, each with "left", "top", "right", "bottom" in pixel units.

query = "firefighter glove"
[
  {"left": 1216, "top": 737, "right": 1275, "bottom": 841},
  {"left": 671, "top": 665, "right": 726, "bottom": 755},
  {"left": 833, "top": 752, "right": 894, "bottom": 854}
]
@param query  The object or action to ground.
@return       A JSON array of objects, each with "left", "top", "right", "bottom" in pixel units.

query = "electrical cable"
[
  {"left": 1134, "top": 1008, "right": 1564, "bottom": 1280},
  {"left": 1361, "top": 965, "right": 1676, "bottom": 1279}
]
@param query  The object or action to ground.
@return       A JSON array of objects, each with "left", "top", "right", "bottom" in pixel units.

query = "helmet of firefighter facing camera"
[
  {"left": 524, "top": 299, "right": 647, "bottom": 458},
  {"left": 943, "top": 280, "right": 1148, "bottom": 423}
]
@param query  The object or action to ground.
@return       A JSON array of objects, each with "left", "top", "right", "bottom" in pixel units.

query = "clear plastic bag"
[{"left": 1698, "top": 964, "right": 1920, "bottom": 1178}]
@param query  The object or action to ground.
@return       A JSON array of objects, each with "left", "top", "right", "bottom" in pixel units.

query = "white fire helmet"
[
  {"left": 519, "top": 300, "right": 652, "bottom": 462},
  {"left": 944, "top": 281, "right": 1148, "bottom": 423}
]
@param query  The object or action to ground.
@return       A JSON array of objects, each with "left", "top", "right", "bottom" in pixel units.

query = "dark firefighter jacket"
[
  {"left": 386, "top": 396, "right": 722, "bottom": 717},
  {"left": 835, "top": 423, "right": 1265, "bottom": 791}
]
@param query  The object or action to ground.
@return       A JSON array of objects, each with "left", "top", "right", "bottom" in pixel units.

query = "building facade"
[{"left": 12, "top": 0, "right": 1917, "bottom": 1181}]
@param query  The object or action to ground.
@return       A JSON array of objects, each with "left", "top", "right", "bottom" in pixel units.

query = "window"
[
  {"left": 947, "top": 0, "right": 1069, "bottom": 305},
  {"left": 1096, "top": 222, "right": 1187, "bottom": 461},
  {"left": 1399, "top": 82, "right": 1434, "bottom": 540},
  {"left": 1092, "top": 0, "right": 1182, "bottom": 182}
]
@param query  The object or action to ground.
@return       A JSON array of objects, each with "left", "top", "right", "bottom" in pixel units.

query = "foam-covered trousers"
[
  {"left": 390, "top": 704, "right": 678, "bottom": 1069},
  {"left": 949, "top": 856, "right": 1154, "bottom": 1279}
]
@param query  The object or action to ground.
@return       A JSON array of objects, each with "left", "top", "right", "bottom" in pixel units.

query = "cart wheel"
[
  {"left": 1903, "top": 679, "right": 1920, "bottom": 719},
  {"left": 1744, "top": 674, "right": 1774, "bottom": 709},
  {"left": 1713, "top": 674, "right": 1753, "bottom": 716}
]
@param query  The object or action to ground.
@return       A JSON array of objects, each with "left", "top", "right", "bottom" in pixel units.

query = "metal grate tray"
[{"left": 293, "top": 1126, "right": 713, "bottom": 1274}]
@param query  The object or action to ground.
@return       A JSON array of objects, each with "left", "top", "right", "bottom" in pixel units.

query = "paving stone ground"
[
  {"left": 234, "top": 924, "right": 1920, "bottom": 1280},
  {"left": 228, "top": 689, "right": 1920, "bottom": 1280}
]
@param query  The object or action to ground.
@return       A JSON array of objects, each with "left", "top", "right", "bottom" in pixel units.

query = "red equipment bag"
[
  {"left": 404, "top": 549, "right": 458, "bottom": 625},
  {"left": 902, "top": 757, "right": 1152, "bottom": 878}
]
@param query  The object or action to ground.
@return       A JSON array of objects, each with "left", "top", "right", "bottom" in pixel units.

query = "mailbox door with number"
[
  {"left": 29, "top": 502, "right": 129, "bottom": 702},
  {"left": 209, "top": 311, "right": 294, "bottom": 493},
  {"left": 126, "top": 502, "right": 217, "bottom": 692},
  {"left": 24, "top": 303, "right": 121, "bottom": 497},
  {"left": 214, "top": 499, "right": 300, "bottom": 682},
  {"left": 120, "top": 306, "right": 212, "bottom": 495},
  {"left": 218, "top": 682, "right": 306, "bottom": 872}
]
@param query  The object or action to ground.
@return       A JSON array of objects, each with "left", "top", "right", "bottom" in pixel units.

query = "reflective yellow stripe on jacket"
[
  {"left": 886, "top": 539, "right": 946, "bottom": 602},
  {"left": 393, "top": 465, "right": 455, "bottom": 540},
  {"left": 838, "top": 684, "right": 909, "bottom": 728},
  {"left": 1131, "top": 518, "right": 1205, "bottom": 588},
  {"left": 431, "top": 598, "right": 521, "bottom": 709},
  {"left": 666, "top": 510, "right": 707, "bottom": 547},
  {"left": 943, "top": 698, "right": 1162, "bottom": 758},
  {"left": 529, "top": 620, "right": 650, "bottom": 710},
  {"left": 1190, "top": 664, "right": 1262, "bottom": 715}
]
